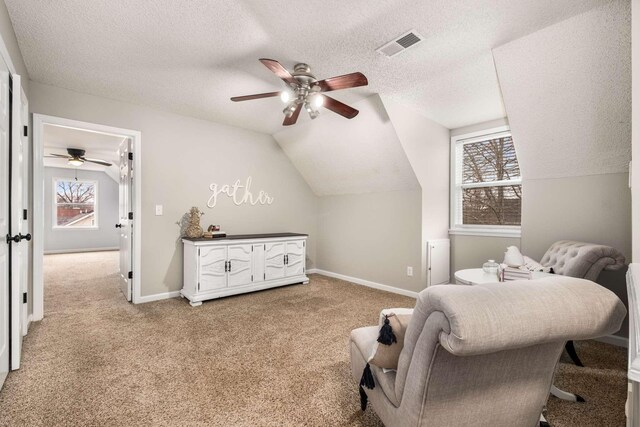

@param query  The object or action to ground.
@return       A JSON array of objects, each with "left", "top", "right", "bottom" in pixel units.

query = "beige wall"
[
  {"left": 382, "top": 97, "right": 451, "bottom": 285},
  {"left": 29, "top": 82, "right": 318, "bottom": 298},
  {"left": 317, "top": 190, "right": 424, "bottom": 293},
  {"left": 450, "top": 235, "right": 520, "bottom": 279}
]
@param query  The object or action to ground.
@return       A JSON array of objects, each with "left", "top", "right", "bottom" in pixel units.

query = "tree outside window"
[
  {"left": 54, "top": 180, "right": 98, "bottom": 227},
  {"left": 452, "top": 130, "right": 522, "bottom": 229}
]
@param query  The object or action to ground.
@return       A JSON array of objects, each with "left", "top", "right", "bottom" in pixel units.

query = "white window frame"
[
  {"left": 52, "top": 178, "right": 99, "bottom": 230},
  {"left": 449, "top": 125, "right": 521, "bottom": 238}
]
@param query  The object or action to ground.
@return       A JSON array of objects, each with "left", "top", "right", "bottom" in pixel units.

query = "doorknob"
[
  {"left": 115, "top": 224, "right": 123, "bottom": 228},
  {"left": 6, "top": 233, "right": 31, "bottom": 244}
]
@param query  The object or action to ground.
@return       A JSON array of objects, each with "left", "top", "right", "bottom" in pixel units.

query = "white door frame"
[{"left": 32, "top": 114, "right": 142, "bottom": 320}]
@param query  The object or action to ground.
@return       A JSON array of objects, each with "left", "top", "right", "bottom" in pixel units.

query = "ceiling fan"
[
  {"left": 45, "top": 148, "right": 113, "bottom": 167},
  {"left": 231, "top": 59, "right": 368, "bottom": 126}
]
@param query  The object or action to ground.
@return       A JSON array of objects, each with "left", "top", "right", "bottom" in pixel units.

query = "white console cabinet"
[{"left": 182, "top": 233, "right": 309, "bottom": 306}]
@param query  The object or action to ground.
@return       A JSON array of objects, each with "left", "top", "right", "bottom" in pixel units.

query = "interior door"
[
  {"left": 0, "top": 56, "right": 11, "bottom": 387},
  {"left": 227, "top": 244, "right": 252, "bottom": 287},
  {"left": 117, "top": 138, "right": 132, "bottom": 301},
  {"left": 18, "top": 84, "right": 28, "bottom": 337},
  {"left": 285, "top": 240, "right": 305, "bottom": 277},
  {"left": 199, "top": 246, "right": 227, "bottom": 291},
  {"left": 10, "top": 74, "right": 28, "bottom": 369},
  {"left": 265, "top": 242, "right": 285, "bottom": 281}
]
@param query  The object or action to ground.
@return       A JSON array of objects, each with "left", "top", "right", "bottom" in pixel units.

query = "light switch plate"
[
  {"left": 407, "top": 266, "right": 413, "bottom": 277},
  {"left": 155, "top": 205, "right": 163, "bottom": 216}
]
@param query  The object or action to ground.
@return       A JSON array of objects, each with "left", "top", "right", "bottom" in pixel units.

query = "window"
[
  {"left": 450, "top": 127, "right": 522, "bottom": 236},
  {"left": 54, "top": 179, "right": 98, "bottom": 228}
]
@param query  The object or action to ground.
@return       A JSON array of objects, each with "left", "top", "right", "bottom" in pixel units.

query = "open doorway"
[{"left": 32, "top": 115, "right": 142, "bottom": 322}]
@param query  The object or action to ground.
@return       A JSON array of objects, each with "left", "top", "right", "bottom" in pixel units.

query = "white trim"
[
  {"left": 594, "top": 334, "right": 629, "bottom": 348},
  {"left": 33, "top": 114, "right": 143, "bottom": 320},
  {"left": 136, "top": 290, "right": 181, "bottom": 304},
  {"left": 311, "top": 269, "right": 419, "bottom": 298},
  {"left": 44, "top": 247, "right": 118, "bottom": 255},
  {"left": 448, "top": 227, "right": 521, "bottom": 238},
  {"left": 449, "top": 125, "right": 522, "bottom": 230}
]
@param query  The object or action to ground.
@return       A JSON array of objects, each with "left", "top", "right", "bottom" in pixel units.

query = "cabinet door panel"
[
  {"left": 265, "top": 242, "right": 285, "bottom": 280},
  {"left": 252, "top": 244, "right": 265, "bottom": 282},
  {"left": 199, "top": 246, "right": 227, "bottom": 291},
  {"left": 285, "top": 240, "right": 305, "bottom": 277},
  {"left": 228, "top": 244, "right": 252, "bottom": 287}
]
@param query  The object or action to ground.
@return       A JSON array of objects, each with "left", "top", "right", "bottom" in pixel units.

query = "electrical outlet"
[
  {"left": 155, "top": 205, "right": 163, "bottom": 216},
  {"left": 407, "top": 266, "right": 413, "bottom": 277}
]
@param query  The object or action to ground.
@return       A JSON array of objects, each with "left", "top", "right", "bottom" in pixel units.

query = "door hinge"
[
  {"left": 128, "top": 212, "right": 133, "bottom": 220},
  {"left": 251, "top": 274, "right": 253, "bottom": 281},
  {"left": 198, "top": 248, "right": 200, "bottom": 256},
  {"left": 197, "top": 282, "right": 200, "bottom": 291},
  {"left": 128, "top": 271, "right": 133, "bottom": 279},
  {"left": 264, "top": 273, "right": 266, "bottom": 280},
  {"left": 23, "top": 209, "right": 27, "bottom": 220},
  {"left": 22, "top": 292, "right": 27, "bottom": 304},
  {"left": 23, "top": 125, "right": 27, "bottom": 137},
  {"left": 128, "top": 152, "right": 133, "bottom": 161}
]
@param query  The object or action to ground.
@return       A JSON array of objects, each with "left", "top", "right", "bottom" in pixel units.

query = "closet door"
[
  {"left": 199, "top": 246, "right": 227, "bottom": 291},
  {"left": 265, "top": 242, "right": 285, "bottom": 280},
  {"left": 227, "top": 244, "right": 252, "bottom": 287},
  {"left": 285, "top": 240, "right": 305, "bottom": 277}
]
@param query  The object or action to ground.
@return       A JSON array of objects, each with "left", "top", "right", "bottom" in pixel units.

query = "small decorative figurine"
[{"left": 184, "top": 207, "right": 204, "bottom": 238}]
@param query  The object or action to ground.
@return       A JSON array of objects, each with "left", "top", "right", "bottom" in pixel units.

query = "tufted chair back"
[{"left": 540, "top": 240, "right": 626, "bottom": 281}]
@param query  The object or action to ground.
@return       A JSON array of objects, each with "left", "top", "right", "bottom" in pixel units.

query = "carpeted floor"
[{"left": 0, "top": 251, "right": 628, "bottom": 426}]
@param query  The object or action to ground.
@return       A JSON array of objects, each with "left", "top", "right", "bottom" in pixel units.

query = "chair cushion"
[{"left": 368, "top": 313, "right": 411, "bottom": 370}]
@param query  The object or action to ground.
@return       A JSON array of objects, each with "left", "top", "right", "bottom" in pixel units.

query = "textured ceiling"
[
  {"left": 6, "top": 0, "right": 610, "bottom": 134},
  {"left": 273, "top": 95, "right": 418, "bottom": 196},
  {"left": 493, "top": 0, "right": 631, "bottom": 180}
]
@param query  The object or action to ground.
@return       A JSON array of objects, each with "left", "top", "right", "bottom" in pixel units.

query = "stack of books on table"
[
  {"left": 203, "top": 231, "right": 227, "bottom": 239},
  {"left": 498, "top": 264, "right": 532, "bottom": 281}
]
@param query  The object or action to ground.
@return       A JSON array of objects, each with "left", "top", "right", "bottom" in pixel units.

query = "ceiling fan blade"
[
  {"left": 82, "top": 157, "right": 113, "bottom": 167},
  {"left": 322, "top": 95, "right": 359, "bottom": 119},
  {"left": 283, "top": 103, "right": 302, "bottom": 126},
  {"left": 231, "top": 91, "right": 281, "bottom": 102},
  {"left": 259, "top": 58, "right": 298, "bottom": 86},
  {"left": 47, "top": 153, "right": 71, "bottom": 158},
  {"left": 314, "top": 72, "right": 368, "bottom": 92}
]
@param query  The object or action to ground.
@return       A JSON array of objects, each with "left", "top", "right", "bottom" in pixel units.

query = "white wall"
[
  {"left": 29, "top": 82, "right": 318, "bottom": 298},
  {"left": 43, "top": 167, "right": 119, "bottom": 253},
  {"left": 633, "top": 0, "right": 640, "bottom": 263}
]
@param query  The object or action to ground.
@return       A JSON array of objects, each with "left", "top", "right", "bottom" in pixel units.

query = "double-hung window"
[
  {"left": 53, "top": 179, "right": 98, "bottom": 228},
  {"left": 450, "top": 126, "right": 522, "bottom": 237}
]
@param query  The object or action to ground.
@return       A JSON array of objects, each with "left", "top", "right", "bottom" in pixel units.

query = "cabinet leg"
[{"left": 189, "top": 301, "right": 202, "bottom": 307}]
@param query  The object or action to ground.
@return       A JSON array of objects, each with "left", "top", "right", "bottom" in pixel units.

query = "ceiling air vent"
[{"left": 376, "top": 30, "right": 424, "bottom": 58}]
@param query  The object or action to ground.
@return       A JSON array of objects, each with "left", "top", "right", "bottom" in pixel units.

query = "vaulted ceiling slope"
[
  {"left": 6, "top": 0, "right": 610, "bottom": 134},
  {"left": 273, "top": 95, "right": 418, "bottom": 196},
  {"left": 493, "top": 0, "right": 631, "bottom": 180}
]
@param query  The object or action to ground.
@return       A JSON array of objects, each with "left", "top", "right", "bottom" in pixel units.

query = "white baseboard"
[
  {"left": 594, "top": 334, "right": 629, "bottom": 348},
  {"left": 310, "top": 269, "right": 419, "bottom": 298},
  {"left": 44, "top": 247, "right": 118, "bottom": 255},
  {"left": 136, "top": 290, "right": 181, "bottom": 304}
]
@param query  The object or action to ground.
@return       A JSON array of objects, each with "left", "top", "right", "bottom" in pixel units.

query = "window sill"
[
  {"left": 448, "top": 227, "right": 521, "bottom": 238},
  {"left": 52, "top": 226, "right": 99, "bottom": 231}
]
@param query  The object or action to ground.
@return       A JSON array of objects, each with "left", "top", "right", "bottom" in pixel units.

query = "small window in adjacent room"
[
  {"left": 450, "top": 127, "right": 521, "bottom": 237},
  {"left": 53, "top": 179, "right": 98, "bottom": 228}
]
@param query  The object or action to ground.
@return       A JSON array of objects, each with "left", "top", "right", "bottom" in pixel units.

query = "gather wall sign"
[{"left": 207, "top": 176, "right": 274, "bottom": 208}]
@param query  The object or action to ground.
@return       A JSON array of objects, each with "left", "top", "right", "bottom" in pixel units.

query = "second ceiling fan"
[{"left": 231, "top": 59, "right": 368, "bottom": 126}]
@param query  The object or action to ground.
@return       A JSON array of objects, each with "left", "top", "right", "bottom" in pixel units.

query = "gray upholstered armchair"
[
  {"left": 540, "top": 240, "right": 626, "bottom": 366},
  {"left": 540, "top": 240, "right": 626, "bottom": 281},
  {"left": 350, "top": 277, "right": 625, "bottom": 427}
]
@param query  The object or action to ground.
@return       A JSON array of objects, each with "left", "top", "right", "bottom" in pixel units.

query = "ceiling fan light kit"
[{"left": 231, "top": 59, "right": 368, "bottom": 126}]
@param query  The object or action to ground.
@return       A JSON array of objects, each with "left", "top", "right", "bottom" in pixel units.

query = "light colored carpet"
[{"left": 0, "top": 251, "right": 627, "bottom": 426}]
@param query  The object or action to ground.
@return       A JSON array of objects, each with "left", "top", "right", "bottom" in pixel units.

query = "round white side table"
[{"left": 454, "top": 268, "right": 553, "bottom": 285}]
